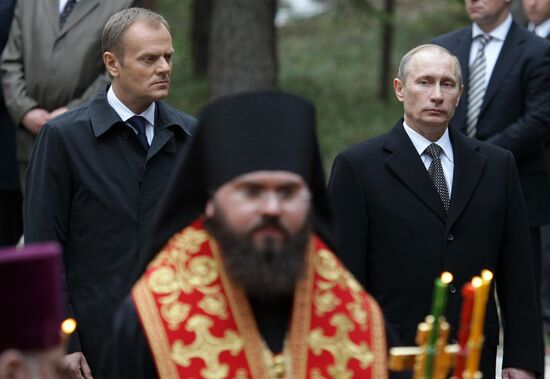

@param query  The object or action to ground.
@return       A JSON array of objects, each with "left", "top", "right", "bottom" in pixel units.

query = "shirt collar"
[
  {"left": 402, "top": 121, "right": 454, "bottom": 163},
  {"left": 472, "top": 13, "right": 512, "bottom": 42},
  {"left": 107, "top": 86, "right": 156, "bottom": 126},
  {"left": 529, "top": 18, "right": 550, "bottom": 38}
]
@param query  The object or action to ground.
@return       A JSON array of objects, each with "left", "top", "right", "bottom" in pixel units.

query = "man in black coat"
[
  {"left": 24, "top": 8, "right": 196, "bottom": 377},
  {"left": 523, "top": 0, "right": 550, "bottom": 342},
  {"left": 431, "top": 0, "right": 550, "bottom": 319},
  {"left": 0, "top": 0, "right": 22, "bottom": 247},
  {"left": 329, "top": 45, "right": 542, "bottom": 378}
]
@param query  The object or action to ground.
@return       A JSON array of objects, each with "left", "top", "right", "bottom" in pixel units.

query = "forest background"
[{"left": 153, "top": 0, "right": 525, "bottom": 171}]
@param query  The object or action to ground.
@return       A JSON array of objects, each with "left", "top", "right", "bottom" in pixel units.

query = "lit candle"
[
  {"left": 429, "top": 272, "right": 454, "bottom": 320},
  {"left": 465, "top": 271, "right": 493, "bottom": 374},
  {"left": 424, "top": 272, "right": 453, "bottom": 378},
  {"left": 453, "top": 282, "right": 475, "bottom": 379},
  {"left": 60, "top": 318, "right": 77, "bottom": 351}
]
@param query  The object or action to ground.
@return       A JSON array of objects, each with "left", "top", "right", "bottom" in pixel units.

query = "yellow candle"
[{"left": 465, "top": 271, "right": 493, "bottom": 374}]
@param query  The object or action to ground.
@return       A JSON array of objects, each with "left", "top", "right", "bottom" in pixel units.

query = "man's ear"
[
  {"left": 393, "top": 78, "right": 405, "bottom": 102},
  {"left": 103, "top": 52, "right": 119, "bottom": 78},
  {"left": 205, "top": 199, "right": 214, "bottom": 218},
  {"left": 0, "top": 349, "right": 27, "bottom": 379}
]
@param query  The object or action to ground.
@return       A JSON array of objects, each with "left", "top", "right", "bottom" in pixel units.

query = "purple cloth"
[{"left": 0, "top": 242, "right": 63, "bottom": 351}]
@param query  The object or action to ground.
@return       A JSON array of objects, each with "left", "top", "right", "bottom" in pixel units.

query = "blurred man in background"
[
  {"left": 1, "top": 0, "right": 140, "bottom": 192},
  {"left": 0, "top": 243, "right": 75, "bottom": 379}
]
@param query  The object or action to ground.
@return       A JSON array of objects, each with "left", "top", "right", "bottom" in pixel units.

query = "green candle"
[
  {"left": 424, "top": 272, "right": 453, "bottom": 379},
  {"left": 430, "top": 272, "right": 452, "bottom": 319}
]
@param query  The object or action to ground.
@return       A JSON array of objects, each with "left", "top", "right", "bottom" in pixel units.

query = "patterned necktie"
[
  {"left": 59, "top": 0, "right": 78, "bottom": 28},
  {"left": 466, "top": 34, "right": 491, "bottom": 138},
  {"left": 424, "top": 143, "right": 450, "bottom": 211},
  {"left": 127, "top": 116, "right": 150, "bottom": 152}
]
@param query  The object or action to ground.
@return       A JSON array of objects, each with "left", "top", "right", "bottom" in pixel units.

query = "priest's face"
[{"left": 204, "top": 171, "right": 312, "bottom": 298}]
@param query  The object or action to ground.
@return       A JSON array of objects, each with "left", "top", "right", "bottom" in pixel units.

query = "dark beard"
[{"left": 204, "top": 213, "right": 310, "bottom": 300}]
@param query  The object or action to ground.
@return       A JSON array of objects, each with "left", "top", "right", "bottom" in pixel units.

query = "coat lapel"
[
  {"left": 59, "top": 0, "right": 100, "bottom": 38},
  {"left": 42, "top": 0, "right": 60, "bottom": 36},
  {"left": 481, "top": 22, "right": 524, "bottom": 116},
  {"left": 445, "top": 126, "right": 486, "bottom": 229},
  {"left": 383, "top": 122, "right": 447, "bottom": 223}
]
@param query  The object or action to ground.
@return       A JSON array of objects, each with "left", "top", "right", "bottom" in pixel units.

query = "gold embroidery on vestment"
[
  {"left": 308, "top": 314, "right": 374, "bottom": 379},
  {"left": 171, "top": 315, "right": 244, "bottom": 379}
]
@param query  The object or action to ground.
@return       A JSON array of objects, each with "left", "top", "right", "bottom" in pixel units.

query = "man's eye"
[{"left": 243, "top": 186, "right": 263, "bottom": 198}]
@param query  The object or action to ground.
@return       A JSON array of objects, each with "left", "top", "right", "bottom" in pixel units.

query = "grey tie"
[
  {"left": 60, "top": 0, "right": 78, "bottom": 28},
  {"left": 466, "top": 34, "right": 491, "bottom": 138},
  {"left": 424, "top": 143, "right": 450, "bottom": 211}
]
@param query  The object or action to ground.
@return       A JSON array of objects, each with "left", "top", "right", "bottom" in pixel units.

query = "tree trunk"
[
  {"left": 191, "top": 0, "right": 212, "bottom": 76},
  {"left": 378, "top": 0, "right": 394, "bottom": 101},
  {"left": 208, "top": 0, "right": 278, "bottom": 100},
  {"left": 142, "top": 0, "right": 156, "bottom": 10}
]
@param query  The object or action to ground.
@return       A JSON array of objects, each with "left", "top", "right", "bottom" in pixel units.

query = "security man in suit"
[
  {"left": 1, "top": 0, "right": 140, "bottom": 192},
  {"left": 431, "top": 1, "right": 550, "bottom": 333}
]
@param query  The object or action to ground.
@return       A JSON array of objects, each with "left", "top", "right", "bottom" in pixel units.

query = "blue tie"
[
  {"left": 60, "top": 0, "right": 78, "bottom": 28},
  {"left": 127, "top": 116, "right": 150, "bottom": 152}
]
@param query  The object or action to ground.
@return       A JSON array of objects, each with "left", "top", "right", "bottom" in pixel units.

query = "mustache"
[{"left": 249, "top": 217, "right": 290, "bottom": 239}]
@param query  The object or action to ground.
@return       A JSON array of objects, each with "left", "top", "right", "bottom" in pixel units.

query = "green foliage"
[{"left": 157, "top": 0, "right": 468, "bottom": 173}]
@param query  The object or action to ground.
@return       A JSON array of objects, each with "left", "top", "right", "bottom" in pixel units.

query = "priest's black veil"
[{"left": 138, "top": 91, "right": 335, "bottom": 276}]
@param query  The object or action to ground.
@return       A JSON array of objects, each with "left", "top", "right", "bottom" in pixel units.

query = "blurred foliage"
[{"left": 157, "top": 0, "right": 468, "bottom": 172}]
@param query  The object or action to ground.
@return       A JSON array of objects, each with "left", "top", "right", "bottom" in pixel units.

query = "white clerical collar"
[
  {"left": 402, "top": 121, "right": 454, "bottom": 163},
  {"left": 107, "top": 86, "right": 156, "bottom": 126},
  {"left": 529, "top": 18, "right": 550, "bottom": 38},
  {"left": 472, "top": 13, "right": 512, "bottom": 42}
]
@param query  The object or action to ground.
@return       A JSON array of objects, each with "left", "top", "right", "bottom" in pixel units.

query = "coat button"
[
  {"left": 447, "top": 233, "right": 454, "bottom": 242},
  {"left": 449, "top": 284, "right": 457, "bottom": 294}
]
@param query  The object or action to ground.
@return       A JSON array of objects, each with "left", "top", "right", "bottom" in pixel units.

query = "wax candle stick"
[
  {"left": 424, "top": 272, "right": 453, "bottom": 379},
  {"left": 453, "top": 282, "right": 475, "bottom": 379},
  {"left": 465, "top": 271, "right": 493, "bottom": 374}
]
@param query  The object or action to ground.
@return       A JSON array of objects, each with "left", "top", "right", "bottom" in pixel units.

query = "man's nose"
[
  {"left": 259, "top": 192, "right": 284, "bottom": 215},
  {"left": 431, "top": 85, "right": 444, "bottom": 103},
  {"left": 157, "top": 57, "right": 171, "bottom": 72}
]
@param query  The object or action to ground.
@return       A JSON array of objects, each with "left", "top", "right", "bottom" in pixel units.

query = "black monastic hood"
[{"left": 141, "top": 91, "right": 335, "bottom": 273}]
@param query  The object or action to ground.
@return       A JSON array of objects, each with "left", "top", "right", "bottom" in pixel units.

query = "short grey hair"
[
  {"left": 396, "top": 44, "right": 463, "bottom": 87},
  {"left": 102, "top": 7, "right": 170, "bottom": 57}
]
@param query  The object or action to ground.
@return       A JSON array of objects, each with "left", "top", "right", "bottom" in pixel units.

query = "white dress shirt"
[
  {"left": 403, "top": 121, "right": 454, "bottom": 196},
  {"left": 528, "top": 18, "right": 550, "bottom": 38},
  {"left": 107, "top": 86, "right": 156, "bottom": 144},
  {"left": 59, "top": 0, "right": 80, "bottom": 13},
  {"left": 470, "top": 14, "right": 512, "bottom": 81}
]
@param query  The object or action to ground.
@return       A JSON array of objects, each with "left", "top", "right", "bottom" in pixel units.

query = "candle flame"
[
  {"left": 481, "top": 270, "right": 493, "bottom": 281},
  {"left": 472, "top": 276, "right": 483, "bottom": 288},
  {"left": 61, "top": 318, "right": 77, "bottom": 335},
  {"left": 441, "top": 271, "right": 453, "bottom": 284}
]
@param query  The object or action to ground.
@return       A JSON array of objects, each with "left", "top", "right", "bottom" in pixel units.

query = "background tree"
[
  {"left": 208, "top": 0, "right": 278, "bottom": 100},
  {"left": 142, "top": 0, "right": 156, "bottom": 10},
  {"left": 191, "top": 0, "right": 212, "bottom": 76}
]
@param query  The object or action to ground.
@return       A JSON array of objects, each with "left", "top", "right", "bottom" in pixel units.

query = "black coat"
[
  {"left": 433, "top": 21, "right": 550, "bottom": 227},
  {"left": 24, "top": 89, "right": 196, "bottom": 373},
  {"left": 0, "top": 0, "right": 18, "bottom": 192},
  {"left": 328, "top": 122, "right": 543, "bottom": 377}
]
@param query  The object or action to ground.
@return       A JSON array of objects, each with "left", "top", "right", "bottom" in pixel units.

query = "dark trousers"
[
  {"left": 0, "top": 190, "right": 22, "bottom": 246},
  {"left": 541, "top": 225, "right": 550, "bottom": 334}
]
